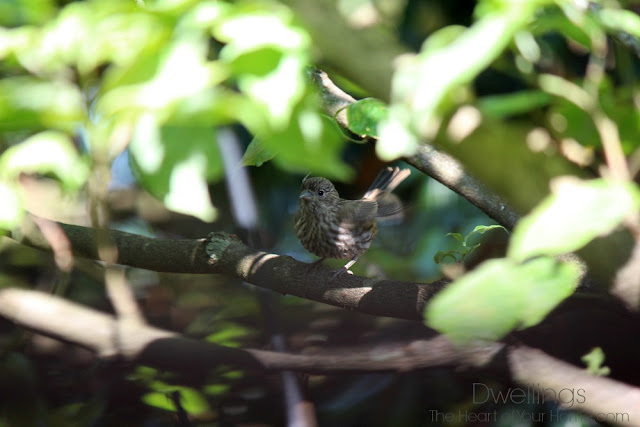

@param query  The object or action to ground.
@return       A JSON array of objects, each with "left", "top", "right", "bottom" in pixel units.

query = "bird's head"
[{"left": 299, "top": 176, "right": 339, "bottom": 207}]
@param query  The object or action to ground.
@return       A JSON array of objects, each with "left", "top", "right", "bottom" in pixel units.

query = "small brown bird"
[{"left": 294, "top": 166, "right": 410, "bottom": 275}]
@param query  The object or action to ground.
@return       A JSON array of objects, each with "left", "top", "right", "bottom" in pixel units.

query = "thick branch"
[
  {"left": 2, "top": 288, "right": 640, "bottom": 424},
  {"left": 7, "top": 216, "right": 447, "bottom": 321},
  {"left": 307, "top": 69, "right": 520, "bottom": 229}
]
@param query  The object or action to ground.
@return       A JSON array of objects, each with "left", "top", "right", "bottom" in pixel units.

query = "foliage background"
[{"left": 2, "top": 0, "right": 640, "bottom": 425}]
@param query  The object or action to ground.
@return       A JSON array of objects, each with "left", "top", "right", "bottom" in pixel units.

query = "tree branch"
[
  {"left": 307, "top": 68, "right": 521, "bottom": 229},
  {"left": 2, "top": 288, "right": 640, "bottom": 424},
  {"left": 7, "top": 215, "right": 447, "bottom": 321}
]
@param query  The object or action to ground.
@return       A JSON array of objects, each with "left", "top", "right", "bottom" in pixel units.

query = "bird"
[{"left": 294, "top": 166, "right": 410, "bottom": 276}]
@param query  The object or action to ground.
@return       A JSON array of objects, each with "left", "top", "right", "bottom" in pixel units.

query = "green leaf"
[
  {"left": 0, "top": 182, "right": 23, "bottom": 231},
  {"left": 478, "top": 91, "right": 552, "bottom": 118},
  {"left": 547, "top": 101, "right": 600, "bottom": 148},
  {"left": 142, "top": 387, "right": 210, "bottom": 415},
  {"left": 581, "top": 347, "right": 610, "bottom": 376},
  {"left": 596, "top": 8, "right": 640, "bottom": 39},
  {"left": 99, "top": 37, "right": 226, "bottom": 115},
  {"left": 258, "top": 104, "right": 351, "bottom": 179},
  {"left": 346, "top": 98, "right": 388, "bottom": 138},
  {"left": 0, "top": 78, "right": 85, "bottom": 131},
  {"left": 242, "top": 137, "right": 275, "bottom": 167},
  {"left": 0, "top": 131, "right": 89, "bottom": 191},
  {"left": 445, "top": 232, "right": 465, "bottom": 244},
  {"left": 392, "top": 6, "right": 539, "bottom": 136},
  {"left": 129, "top": 115, "right": 222, "bottom": 221},
  {"left": 468, "top": 224, "right": 508, "bottom": 238},
  {"left": 215, "top": 8, "right": 309, "bottom": 131},
  {"left": 425, "top": 257, "right": 578, "bottom": 343},
  {"left": 203, "top": 384, "right": 230, "bottom": 396},
  {"left": 205, "top": 322, "right": 254, "bottom": 348},
  {"left": 433, "top": 250, "right": 463, "bottom": 264},
  {"left": 508, "top": 178, "right": 640, "bottom": 262}
]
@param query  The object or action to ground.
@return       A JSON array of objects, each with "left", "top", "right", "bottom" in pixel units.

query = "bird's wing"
[
  {"left": 375, "top": 193, "right": 405, "bottom": 219},
  {"left": 338, "top": 200, "right": 378, "bottom": 223}
]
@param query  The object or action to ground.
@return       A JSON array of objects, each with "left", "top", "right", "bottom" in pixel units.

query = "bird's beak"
[{"left": 299, "top": 189, "right": 313, "bottom": 203}]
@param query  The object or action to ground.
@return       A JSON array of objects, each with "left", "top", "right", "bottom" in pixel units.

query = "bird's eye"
[{"left": 317, "top": 189, "right": 325, "bottom": 196}]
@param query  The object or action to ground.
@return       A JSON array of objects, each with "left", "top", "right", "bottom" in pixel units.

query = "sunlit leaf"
[
  {"left": 426, "top": 257, "right": 578, "bottom": 343},
  {"left": 0, "top": 78, "right": 85, "bottom": 131},
  {"left": 214, "top": 10, "right": 308, "bottom": 56},
  {"left": 596, "top": 8, "right": 640, "bottom": 39},
  {"left": 393, "top": 7, "right": 538, "bottom": 134},
  {"left": 260, "top": 105, "right": 351, "bottom": 179},
  {"left": 99, "top": 36, "right": 226, "bottom": 116},
  {"left": 468, "top": 224, "right": 508, "bottom": 238},
  {"left": 0, "top": 131, "right": 89, "bottom": 191},
  {"left": 0, "top": 182, "right": 23, "bottom": 231},
  {"left": 508, "top": 178, "right": 640, "bottom": 261},
  {"left": 346, "top": 98, "right": 388, "bottom": 138},
  {"left": 581, "top": 347, "right": 610, "bottom": 376},
  {"left": 142, "top": 387, "right": 210, "bottom": 415},
  {"left": 203, "top": 384, "right": 230, "bottom": 396},
  {"left": 205, "top": 323, "right": 254, "bottom": 347},
  {"left": 129, "top": 115, "right": 222, "bottom": 221}
]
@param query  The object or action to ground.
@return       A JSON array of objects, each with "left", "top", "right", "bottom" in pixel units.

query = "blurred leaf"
[
  {"left": 129, "top": 115, "right": 222, "bottom": 221},
  {"left": 142, "top": 387, "right": 210, "bottom": 415},
  {"left": 547, "top": 100, "right": 600, "bottom": 148},
  {"left": 0, "top": 182, "right": 23, "bottom": 231},
  {"left": 214, "top": 9, "right": 308, "bottom": 56},
  {"left": 392, "top": 4, "right": 541, "bottom": 136},
  {"left": 99, "top": 36, "right": 226, "bottom": 115},
  {"left": 0, "top": 0, "right": 57, "bottom": 26},
  {"left": 0, "top": 131, "right": 89, "bottom": 191},
  {"left": 205, "top": 323, "right": 254, "bottom": 347},
  {"left": 596, "top": 8, "right": 640, "bottom": 39},
  {"left": 581, "top": 347, "right": 610, "bottom": 376},
  {"left": 203, "top": 384, "right": 230, "bottom": 396},
  {"left": 529, "top": 6, "right": 591, "bottom": 48},
  {"left": 508, "top": 179, "right": 640, "bottom": 262},
  {"left": 256, "top": 98, "right": 351, "bottom": 179},
  {"left": 378, "top": 4, "right": 546, "bottom": 161},
  {"left": 346, "top": 98, "right": 388, "bottom": 138},
  {"left": 242, "top": 137, "right": 275, "bottom": 167},
  {"left": 425, "top": 257, "right": 578, "bottom": 343},
  {"left": 478, "top": 91, "right": 552, "bottom": 118},
  {"left": 0, "top": 78, "right": 85, "bottom": 131},
  {"left": 215, "top": 8, "right": 309, "bottom": 130},
  {"left": 221, "top": 370, "right": 244, "bottom": 380}
]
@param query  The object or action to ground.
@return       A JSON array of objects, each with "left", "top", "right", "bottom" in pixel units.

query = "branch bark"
[
  {"left": 308, "top": 68, "right": 521, "bottom": 229},
  {"left": 7, "top": 215, "right": 447, "bottom": 321},
  {"left": 2, "top": 288, "right": 639, "bottom": 425}
]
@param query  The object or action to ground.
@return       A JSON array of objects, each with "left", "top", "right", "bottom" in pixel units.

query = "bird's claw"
[{"left": 331, "top": 267, "right": 353, "bottom": 280}]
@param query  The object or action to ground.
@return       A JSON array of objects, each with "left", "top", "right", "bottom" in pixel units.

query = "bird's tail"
[{"left": 363, "top": 166, "right": 410, "bottom": 218}]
